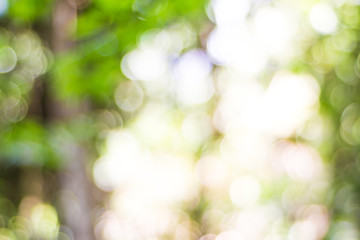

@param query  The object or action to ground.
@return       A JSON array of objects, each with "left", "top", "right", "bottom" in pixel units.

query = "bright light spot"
[
  {"left": 99, "top": 212, "right": 123, "bottom": 240},
  {"left": 235, "top": 206, "right": 280, "bottom": 239},
  {"left": 137, "top": 153, "right": 195, "bottom": 203},
  {"left": 278, "top": 142, "right": 322, "bottom": 182},
  {"left": 230, "top": 176, "right": 261, "bottom": 207},
  {"left": 105, "top": 152, "right": 196, "bottom": 238},
  {"left": 211, "top": 0, "right": 251, "bottom": 26},
  {"left": 111, "top": 195, "right": 178, "bottom": 237},
  {"left": 114, "top": 81, "right": 143, "bottom": 111},
  {"left": 310, "top": 3, "right": 338, "bottom": 34},
  {"left": 31, "top": 204, "right": 59, "bottom": 239},
  {"left": 254, "top": 7, "right": 293, "bottom": 56},
  {"left": 132, "top": 103, "right": 176, "bottom": 147},
  {"left": 97, "top": 212, "right": 141, "bottom": 240},
  {"left": 196, "top": 156, "right": 228, "bottom": 188},
  {"left": 94, "top": 128, "right": 197, "bottom": 229},
  {"left": 207, "top": 26, "right": 267, "bottom": 74},
  {"left": 121, "top": 47, "right": 167, "bottom": 81},
  {"left": 0, "top": 46, "right": 17, "bottom": 73},
  {"left": 220, "top": 134, "right": 269, "bottom": 171},
  {"left": 302, "top": 205, "right": 329, "bottom": 239},
  {"left": 216, "top": 231, "right": 243, "bottom": 240},
  {"left": 206, "top": 26, "right": 240, "bottom": 65},
  {"left": 172, "top": 49, "right": 214, "bottom": 105},
  {"left": 174, "top": 50, "right": 212, "bottom": 77},
  {"left": 215, "top": 79, "right": 265, "bottom": 134},
  {"left": 113, "top": 205, "right": 155, "bottom": 234},
  {"left": 265, "top": 72, "right": 320, "bottom": 137},
  {"left": 93, "top": 131, "right": 142, "bottom": 191}
]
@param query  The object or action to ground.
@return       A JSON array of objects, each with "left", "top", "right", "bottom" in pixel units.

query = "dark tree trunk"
[{"left": 49, "top": 1, "right": 96, "bottom": 239}]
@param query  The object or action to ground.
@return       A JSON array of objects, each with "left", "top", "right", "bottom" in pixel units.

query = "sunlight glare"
[
  {"left": 172, "top": 49, "right": 214, "bottom": 105},
  {"left": 310, "top": 3, "right": 338, "bottom": 34},
  {"left": 121, "top": 47, "right": 167, "bottom": 81},
  {"left": 302, "top": 205, "right": 329, "bottom": 239},
  {"left": 93, "top": 131, "right": 142, "bottom": 191},
  {"left": 279, "top": 142, "right": 323, "bottom": 182},
  {"left": 196, "top": 156, "right": 228, "bottom": 188},
  {"left": 230, "top": 176, "right": 261, "bottom": 207},
  {"left": 254, "top": 7, "right": 293, "bottom": 56},
  {"left": 132, "top": 103, "right": 176, "bottom": 147},
  {"left": 235, "top": 207, "right": 278, "bottom": 240},
  {"left": 265, "top": 72, "right": 320, "bottom": 137},
  {"left": 211, "top": 0, "right": 251, "bottom": 26},
  {"left": 207, "top": 27, "right": 267, "bottom": 74}
]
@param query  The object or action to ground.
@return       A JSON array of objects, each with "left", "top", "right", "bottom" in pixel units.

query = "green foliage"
[
  {"left": 0, "top": 120, "right": 56, "bottom": 167},
  {"left": 8, "top": 0, "right": 54, "bottom": 23}
]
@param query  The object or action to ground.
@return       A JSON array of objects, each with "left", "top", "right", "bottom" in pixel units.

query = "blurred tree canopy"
[{"left": 1, "top": 0, "right": 360, "bottom": 239}]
